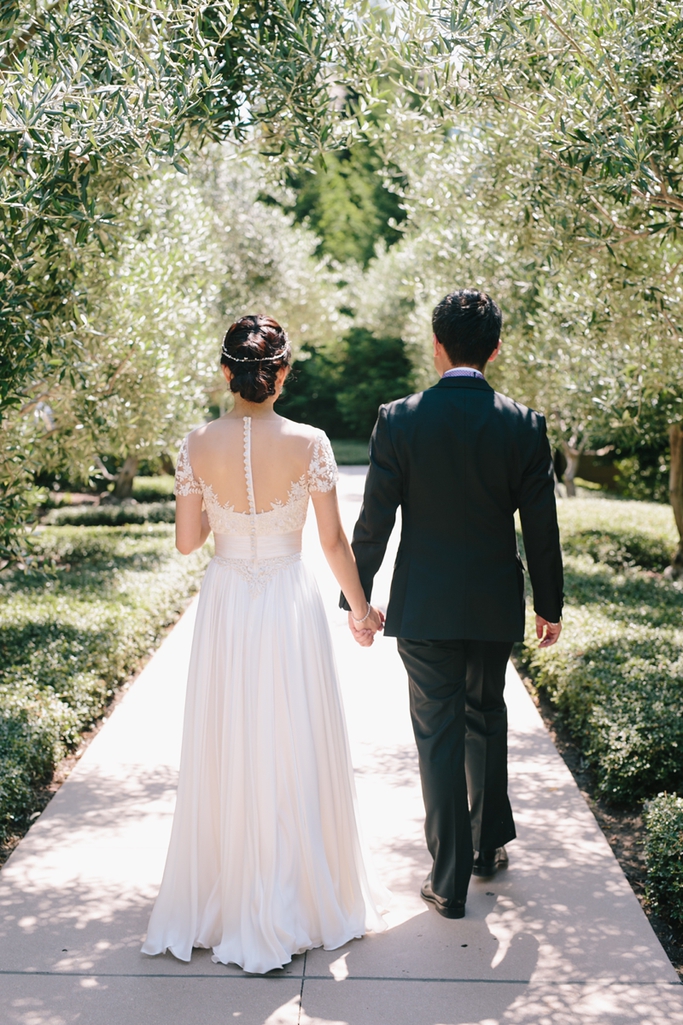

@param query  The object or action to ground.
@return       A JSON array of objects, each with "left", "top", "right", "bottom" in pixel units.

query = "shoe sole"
[
  {"left": 472, "top": 859, "right": 508, "bottom": 878},
  {"left": 420, "top": 891, "right": 466, "bottom": 919}
]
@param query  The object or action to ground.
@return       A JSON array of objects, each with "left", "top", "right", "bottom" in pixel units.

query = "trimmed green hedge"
[
  {"left": 644, "top": 793, "right": 683, "bottom": 925},
  {"left": 44, "top": 501, "right": 175, "bottom": 527},
  {"left": 521, "top": 498, "right": 683, "bottom": 804},
  {"left": 330, "top": 439, "right": 369, "bottom": 465},
  {"left": 560, "top": 527, "right": 673, "bottom": 573},
  {"left": 131, "top": 475, "right": 175, "bottom": 502},
  {"left": 0, "top": 525, "right": 209, "bottom": 845}
]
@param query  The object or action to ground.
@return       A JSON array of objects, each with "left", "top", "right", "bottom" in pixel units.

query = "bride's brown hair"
[{"left": 220, "top": 315, "right": 291, "bottom": 404}]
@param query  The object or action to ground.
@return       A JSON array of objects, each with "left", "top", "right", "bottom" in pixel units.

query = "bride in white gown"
[{"left": 142, "top": 315, "right": 388, "bottom": 974}]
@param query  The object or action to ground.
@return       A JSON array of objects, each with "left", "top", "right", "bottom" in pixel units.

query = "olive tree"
[
  {"left": 23, "top": 147, "right": 345, "bottom": 500},
  {"left": 0, "top": 0, "right": 359, "bottom": 558},
  {"left": 353, "top": 0, "right": 683, "bottom": 567},
  {"left": 349, "top": 126, "right": 681, "bottom": 472}
]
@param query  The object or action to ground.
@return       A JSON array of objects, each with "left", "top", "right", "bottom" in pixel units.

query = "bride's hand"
[{"left": 348, "top": 606, "right": 384, "bottom": 647}]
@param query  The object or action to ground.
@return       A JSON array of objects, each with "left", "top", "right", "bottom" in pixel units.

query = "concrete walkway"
[{"left": 1, "top": 468, "right": 682, "bottom": 1025}]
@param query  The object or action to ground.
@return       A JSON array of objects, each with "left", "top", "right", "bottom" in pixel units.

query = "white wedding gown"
[{"left": 142, "top": 417, "right": 387, "bottom": 973}]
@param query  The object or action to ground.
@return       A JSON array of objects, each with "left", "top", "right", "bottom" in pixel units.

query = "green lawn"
[
  {"left": 520, "top": 497, "right": 683, "bottom": 804},
  {"left": 0, "top": 525, "right": 209, "bottom": 846},
  {"left": 330, "top": 439, "right": 369, "bottom": 465}
]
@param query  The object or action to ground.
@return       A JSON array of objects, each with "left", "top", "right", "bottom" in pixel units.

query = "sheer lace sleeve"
[
  {"left": 174, "top": 436, "right": 203, "bottom": 497},
  {"left": 307, "top": 431, "right": 339, "bottom": 493}
]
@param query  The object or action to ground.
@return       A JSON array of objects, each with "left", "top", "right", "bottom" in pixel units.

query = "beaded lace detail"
[
  {"left": 174, "top": 422, "right": 338, "bottom": 596},
  {"left": 213, "top": 552, "right": 301, "bottom": 597}
]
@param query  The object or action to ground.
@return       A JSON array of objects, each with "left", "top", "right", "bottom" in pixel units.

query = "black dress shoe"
[
  {"left": 420, "top": 876, "right": 466, "bottom": 919},
  {"left": 472, "top": 846, "right": 509, "bottom": 878}
]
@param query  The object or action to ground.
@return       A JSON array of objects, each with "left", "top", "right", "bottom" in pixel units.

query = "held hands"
[
  {"left": 536, "top": 615, "right": 562, "bottom": 648},
  {"left": 348, "top": 605, "right": 385, "bottom": 647}
]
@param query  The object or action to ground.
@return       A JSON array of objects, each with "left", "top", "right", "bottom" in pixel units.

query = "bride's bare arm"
[
  {"left": 311, "top": 488, "right": 383, "bottom": 635},
  {"left": 175, "top": 494, "right": 211, "bottom": 554}
]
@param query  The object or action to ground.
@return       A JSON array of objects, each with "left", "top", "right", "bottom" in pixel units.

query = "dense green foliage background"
[
  {"left": 285, "top": 143, "right": 406, "bottom": 267},
  {"left": 277, "top": 328, "right": 414, "bottom": 440}
]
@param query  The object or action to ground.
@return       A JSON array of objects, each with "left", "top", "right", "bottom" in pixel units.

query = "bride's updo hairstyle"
[{"left": 220, "top": 315, "right": 291, "bottom": 403}]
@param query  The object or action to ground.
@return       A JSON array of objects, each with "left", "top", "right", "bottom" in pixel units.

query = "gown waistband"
[{"left": 213, "top": 530, "right": 302, "bottom": 561}]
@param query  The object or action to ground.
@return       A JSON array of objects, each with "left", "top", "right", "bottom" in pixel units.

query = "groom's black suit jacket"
[{"left": 342, "top": 376, "right": 563, "bottom": 641}]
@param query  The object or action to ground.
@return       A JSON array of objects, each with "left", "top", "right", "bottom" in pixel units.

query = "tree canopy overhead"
[
  {"left": 1, "top": 0, "right": 350, "bottom": 405},
  {"left": 365, "top": 0, "right": 683, "bottom": 239}
]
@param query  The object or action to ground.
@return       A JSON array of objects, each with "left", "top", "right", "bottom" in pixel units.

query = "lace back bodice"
[{"left": 174, "top": 417, "right": 338, "bottom": 595}]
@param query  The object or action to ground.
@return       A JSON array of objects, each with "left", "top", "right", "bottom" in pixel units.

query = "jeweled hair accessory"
[{"left": 221, "top": 346, "right": 289, "bottom": 363}]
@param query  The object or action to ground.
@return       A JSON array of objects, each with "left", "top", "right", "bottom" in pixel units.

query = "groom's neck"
[{"left": 448, "top": 363, "right": 486, "bottom": 373}]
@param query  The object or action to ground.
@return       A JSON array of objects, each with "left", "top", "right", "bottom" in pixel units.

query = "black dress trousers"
[{"left": 397, "top": 637, "right": 517, "bottom": 903}]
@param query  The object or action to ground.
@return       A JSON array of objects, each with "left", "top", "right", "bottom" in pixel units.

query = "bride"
[{"left": 142, "top": 314, "right": 388, "bottom": 974}]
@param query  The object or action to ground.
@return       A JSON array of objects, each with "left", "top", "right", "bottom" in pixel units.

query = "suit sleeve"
[
  {"left": 518, "top": 415, "right": 564, "bottom": 622},
  {"left": 339, "top": 405, "right": 402, "bottom": 611}
]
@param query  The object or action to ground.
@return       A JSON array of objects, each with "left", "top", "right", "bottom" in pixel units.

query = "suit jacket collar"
[{"left": 434, "top": 376, "right": 494, "bottom": 393}]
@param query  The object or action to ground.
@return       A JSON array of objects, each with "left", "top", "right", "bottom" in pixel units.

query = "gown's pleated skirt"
[{"left": 142, "top": 555, "right": 387, "bottom": 974}]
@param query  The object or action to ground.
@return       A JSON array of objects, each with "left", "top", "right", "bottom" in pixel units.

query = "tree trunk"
[
  {"left": 562, "top": 441, "right": 580, "bottom": 498},
  {"left": 668, "top": 424, "right": 683, "bottom": 578},
  {"left": 553, "top": 470, "right": 564, "bottom": 498},
  {"left": 113, "top": 455, "right": 139, "bottom": 500}
]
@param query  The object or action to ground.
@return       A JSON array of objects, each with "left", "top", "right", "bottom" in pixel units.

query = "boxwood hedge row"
[
  {"left": 0, "top": 525, "right": 209, "bottom": 846},
  {"left": 44, "top": 501, "right": 175, "bottom": 527},
  {"left": 520, "top": 498, "right": 683, "bottom": 805},
  {"left": 644, "top": 793, "right": 683, "bottom": 925}
]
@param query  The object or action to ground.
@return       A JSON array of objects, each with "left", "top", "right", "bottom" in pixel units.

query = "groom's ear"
[{"left": 488, "top": 340, "right": 502, "bottom": 363}]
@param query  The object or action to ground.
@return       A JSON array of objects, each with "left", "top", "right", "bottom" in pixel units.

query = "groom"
[{"left": 341, "top": 289, "right": 563, "bottom": 918}]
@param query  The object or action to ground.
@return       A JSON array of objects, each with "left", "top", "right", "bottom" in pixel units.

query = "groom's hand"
[
  {"left": 536, "top": 615, "right": 562, "bottom": 648},
  {"left": 348, "top": 607, "right": 385, "bottom": 647}
]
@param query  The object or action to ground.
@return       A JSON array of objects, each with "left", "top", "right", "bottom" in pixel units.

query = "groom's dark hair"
[{"left": 432, "top": 289, "right": 502, "bottom": 369}]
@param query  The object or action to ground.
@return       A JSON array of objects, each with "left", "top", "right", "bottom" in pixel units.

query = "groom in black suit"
[{"left": 342, "top": 289, "right": 563, "bottom": 918}]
